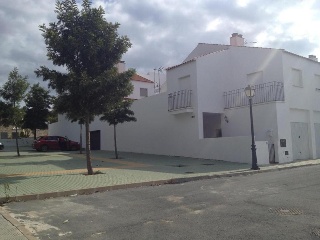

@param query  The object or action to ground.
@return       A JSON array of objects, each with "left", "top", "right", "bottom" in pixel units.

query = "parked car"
[
  {"left": 0, "top": 142, "right": 4, "bottom": 150},
  {"left": 32, "top": 136, "right": 80, "bottom": 152}
]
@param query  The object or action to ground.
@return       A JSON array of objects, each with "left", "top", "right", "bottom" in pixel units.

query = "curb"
[
  {"left": 0, "top": 207, "right": 37, "bottom": 240},
  {"left": 0, "top": 161, "right": 318, "bottom": 204}
]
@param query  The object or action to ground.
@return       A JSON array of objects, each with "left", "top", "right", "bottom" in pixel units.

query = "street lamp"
[{"left": 244, "top": 85, "right": 260, "bottom": 170}]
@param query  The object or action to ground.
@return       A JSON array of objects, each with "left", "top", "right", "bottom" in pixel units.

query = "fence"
[
  {"left": 168, "top": 90, "right": 192, "bottom": 111},
  {"left": 223, "top": 81, "right": 284, "bottom": 109}
]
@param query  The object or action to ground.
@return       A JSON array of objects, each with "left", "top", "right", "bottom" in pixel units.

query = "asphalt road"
[{"left": 4, "top": 165, "right": 320, "bottom": 240}]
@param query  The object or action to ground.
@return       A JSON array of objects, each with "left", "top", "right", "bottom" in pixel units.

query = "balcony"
[
  {"left": 223, "top": 81, "right": 284, "bottom": 109},
  {"left": 168, "top": 90, "right": 193, "bottom": 114}
]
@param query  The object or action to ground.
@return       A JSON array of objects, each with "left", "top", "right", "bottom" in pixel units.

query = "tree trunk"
[
  {"left": 15, "top": 124, "right": 20, "bottom": 157},
  {"left": 80, "top": 123, "right": 83, "bottom": 154},
  {"left": 114, "top": 124, "right": 118, "bottom": 159},
  {"left": 13, "top": 102, "right": 20, "bottom": 157},
  {"left": 85, "top": 117, "right": 93, "bottom": 175},
  {"left": 33, "top": 129, "right": 37, "bottom": 140}
]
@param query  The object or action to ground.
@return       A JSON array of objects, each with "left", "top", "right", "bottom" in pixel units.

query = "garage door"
[
  {"left": 314, "top": 123, "right": 320, "bottom": 159},
  {"left": 291, "top": 122, "right": 310, "bottom": 160}
]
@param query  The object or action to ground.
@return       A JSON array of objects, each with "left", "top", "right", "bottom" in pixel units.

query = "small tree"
[
  {"left": 0, "top": 67, "right": 29, "bottom": 156},
  {"left": 23, "top": 83, "right": 52, "bottom": 139},
  {"left": 0, "top": 101, "right": 12, "bottom": 126},
  {"left": 36, "top": 0, "right": 134, "bottom": 174},
  {"left": 100, "top": 99, "right": 136, "bottom": 159}
]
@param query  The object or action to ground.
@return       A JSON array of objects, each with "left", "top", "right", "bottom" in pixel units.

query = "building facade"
[{"left": 49, "top": 33, "right": 320, "bottom": 165}]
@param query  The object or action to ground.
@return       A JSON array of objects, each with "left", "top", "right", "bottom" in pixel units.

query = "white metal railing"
[{"left": 168, "top": 90, "right": 192, "bottom": 111}]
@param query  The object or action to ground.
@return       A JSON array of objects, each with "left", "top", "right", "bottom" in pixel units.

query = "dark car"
[
  {"left": 32, "top": 136, "right": 80, "bottom": 152},
  {"left": 0, "top": 142, "right": 3, "bottom": 150}
]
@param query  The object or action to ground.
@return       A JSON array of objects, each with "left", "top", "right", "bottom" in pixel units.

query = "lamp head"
[{"left": 245, "top": 85, "right": 255, "bottom": 98}]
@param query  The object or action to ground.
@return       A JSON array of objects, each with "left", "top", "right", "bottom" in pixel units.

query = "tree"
[
  {"left": 100, "top": 99, "right": 136, "bottom": 159},
  {"left": 22, "top": 83, "right": 53, "bottom": 139},
  {"left": 35, "top": 0, "right": 134, "bottom": 175},
  {"left": 0, "top": 101, "right": 15, "bottom": 127},
  {"left": 0, "top": 67, "right": 29, "bottom": 156}
]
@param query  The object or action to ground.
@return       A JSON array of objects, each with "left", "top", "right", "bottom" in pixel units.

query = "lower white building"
[{"left": 50, "top": 33, "right": 320, "bottom": 165}]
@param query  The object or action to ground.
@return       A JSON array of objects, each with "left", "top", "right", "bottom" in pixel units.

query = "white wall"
[
  {"left": 282, "top": 52, "right": 320, "bottom": 160},
  {"left": 101, "top": 93, "right": 268, "bottom": 164},
  {"left": 194, "top": 47, "right": 283, "bottom": 139},
  {"left": 0, "top": 138, "right": 34, "bottom": 147},
  {"left": 49, "top": 115, "right": 82, "bottom": 144},
  {"left": 49, "top": 93, "right": 269, "bottom": 164}
]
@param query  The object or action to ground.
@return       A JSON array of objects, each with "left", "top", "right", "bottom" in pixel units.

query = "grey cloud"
[{"left": 0, "top": 0, "right": 319, "bottom": 87}]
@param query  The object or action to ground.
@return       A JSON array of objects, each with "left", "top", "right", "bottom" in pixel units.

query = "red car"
[{"left": 32, "top": 136, "right": 80, "bottom": 152}]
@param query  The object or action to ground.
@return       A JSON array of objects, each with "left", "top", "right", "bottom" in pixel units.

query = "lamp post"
[{"left": 244, "top": 85, "right": 260, "bottom": 170}]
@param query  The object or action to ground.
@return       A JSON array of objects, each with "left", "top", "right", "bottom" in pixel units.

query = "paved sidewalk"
[
  {"left": 0, "top": 147, "right": 252, "bottom": 201},
  {"left": 1, "top": 147, "right": 320, "bottom": 202},
  {"left": 1, "top": 146, "right": 320, "bottom": 239}
]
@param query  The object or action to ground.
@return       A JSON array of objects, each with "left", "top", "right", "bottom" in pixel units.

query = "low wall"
[
  {"left": 49, "top": 93, "right": 270, "bottom": 165},
  {"left": 116, "top": 135, "right": 269, "bottom": 165},
  {"left": 0, "top": 138, "right": 34, "bottom": 147},
  {"left": 194, "top": 137, "right": 269, "bottom": 165}
]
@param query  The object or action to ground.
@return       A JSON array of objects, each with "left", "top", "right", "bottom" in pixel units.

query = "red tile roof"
[{"left": 131, "top": 74, "right": 154, "bottom": 83}]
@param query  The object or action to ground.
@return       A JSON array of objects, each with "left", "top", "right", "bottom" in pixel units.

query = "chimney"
[
  {"left": 308, "top": 55, "right": 318, "bottom": 62},
  {"left": 230, "top": 33, "right": 244, "bottom": 47},
  {"left": 116, "top": 61, "right": 126, "bottom": 73}
]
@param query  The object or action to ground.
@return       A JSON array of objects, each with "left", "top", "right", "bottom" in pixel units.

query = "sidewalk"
[
  {"left": 1, "top": 147, "right": 320, "bottom": 203},
  {"left": 1, "top": 147, "right": 320, "bottom": 239}
]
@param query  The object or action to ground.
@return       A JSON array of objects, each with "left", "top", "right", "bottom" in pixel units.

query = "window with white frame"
[
  {"left": 292, "top": 68, "right": 303, "bottom": 87},
  {"left": 315, "top": 75, "right": 320, "bottom": 91},
  {"left": 140, "top": 88, "right": 148, "bottom": 97}
]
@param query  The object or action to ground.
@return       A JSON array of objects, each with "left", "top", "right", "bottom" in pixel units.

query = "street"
[{"left": 3, "top": 164, "right": 320, "bottom": 240}]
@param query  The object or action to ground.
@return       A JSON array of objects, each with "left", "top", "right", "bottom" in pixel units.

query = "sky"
[{"left": 1, "top": 0, "right": 320, "bottom": 88}]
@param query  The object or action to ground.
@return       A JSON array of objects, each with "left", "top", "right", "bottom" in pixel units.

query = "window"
[
  {"left": 292, "top": 68, "right": 302, "bottom": 87},
  {"left": 140, "top": 88, "right": 148, "bottom": 97}
]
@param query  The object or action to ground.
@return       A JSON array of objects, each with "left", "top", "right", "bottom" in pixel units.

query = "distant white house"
[
  {"left": 117, "top": 61, "right": 155, "bottom": 100},
  {"left": 128, "top": 73, "right": 154, "bottom": 100},
  {"left": 50, "top": 33, "right": 320, "bottom": 165}
]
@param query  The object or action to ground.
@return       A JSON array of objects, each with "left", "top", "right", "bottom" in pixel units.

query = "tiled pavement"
[{"left": 1, "top": 146, "right": 320, "bottom": 239}]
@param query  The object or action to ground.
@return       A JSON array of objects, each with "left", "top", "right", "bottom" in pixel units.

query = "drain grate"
[
  {"left": 185, "top": 171, "right": 195, "bottom": 174},
  {"left": 202, "top": 163, "right": 215, "bottom": 166},
  {"left": 170, "top": 164, "right": 187, "bottom": 167},
  {"left": 269, "top": 208, "right": 303, "bottom": 215},
  {"left": 312, "top": 229, "right": 320, "bottom": 237}
]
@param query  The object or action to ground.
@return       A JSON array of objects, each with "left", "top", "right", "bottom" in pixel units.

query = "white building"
[
  {"left": 117, "top": 61, "right": 155, "bottom": 100},
  {"left": 50, "top": 33, "right": 320, "bottom": 165},
  {"left": 128, "top": 73, "right": 154, "bottom": 100}
]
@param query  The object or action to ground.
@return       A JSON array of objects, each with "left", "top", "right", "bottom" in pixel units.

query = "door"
[
  {"left": 90, "top": 130, "right": 101, "bottom": 150},
  {"left": 314, "top": 123, "right": 320, "bottom": 158},
  {"left": 291, "top": 122, "right": 310, "bottom": 160}
]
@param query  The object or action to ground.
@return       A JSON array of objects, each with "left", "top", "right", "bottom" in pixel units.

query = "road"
[{"left": 3, "top": 165, "right": 320, "bottom": 240}]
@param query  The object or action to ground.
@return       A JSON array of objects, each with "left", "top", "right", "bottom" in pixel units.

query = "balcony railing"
[
  {"left": 168, "top": 90, "right": 192, "bottom": 112},
  {"left": 223, "top": 81, "right": 284, "bottom": 109}
]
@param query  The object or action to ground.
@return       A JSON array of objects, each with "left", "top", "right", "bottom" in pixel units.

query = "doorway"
[{"left": 90, "top": 130, "right": 101, "bottom": 150}]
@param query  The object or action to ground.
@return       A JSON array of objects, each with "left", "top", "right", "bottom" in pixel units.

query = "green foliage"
[
  {"left": 48, "top": 110, "right": 58, "bottom": 124},
  {"left": 100, "top": 99, "right": 136, "bottom": 159},
  {"left": 0, "top": 67, "right": 29, "bottom": 106},
  {"left": 22, "top": 83, "right": 53, "bottom": 139},
  {"left": 0, "top": 101, "right": 14, "bottom": 127},
  {"left": 36, "top": 0, "right": 134, "bottom": 174},
  {"left": 0, "top": 67, "right": 29, "bottom": 157},
  {"left": 100, "top": 99, "right": 137, "bottom": 126}
]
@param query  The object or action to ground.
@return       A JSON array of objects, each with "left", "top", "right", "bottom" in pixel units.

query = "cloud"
[{"left": 0, "top": 0, "right": 319, "bottom": 88}]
